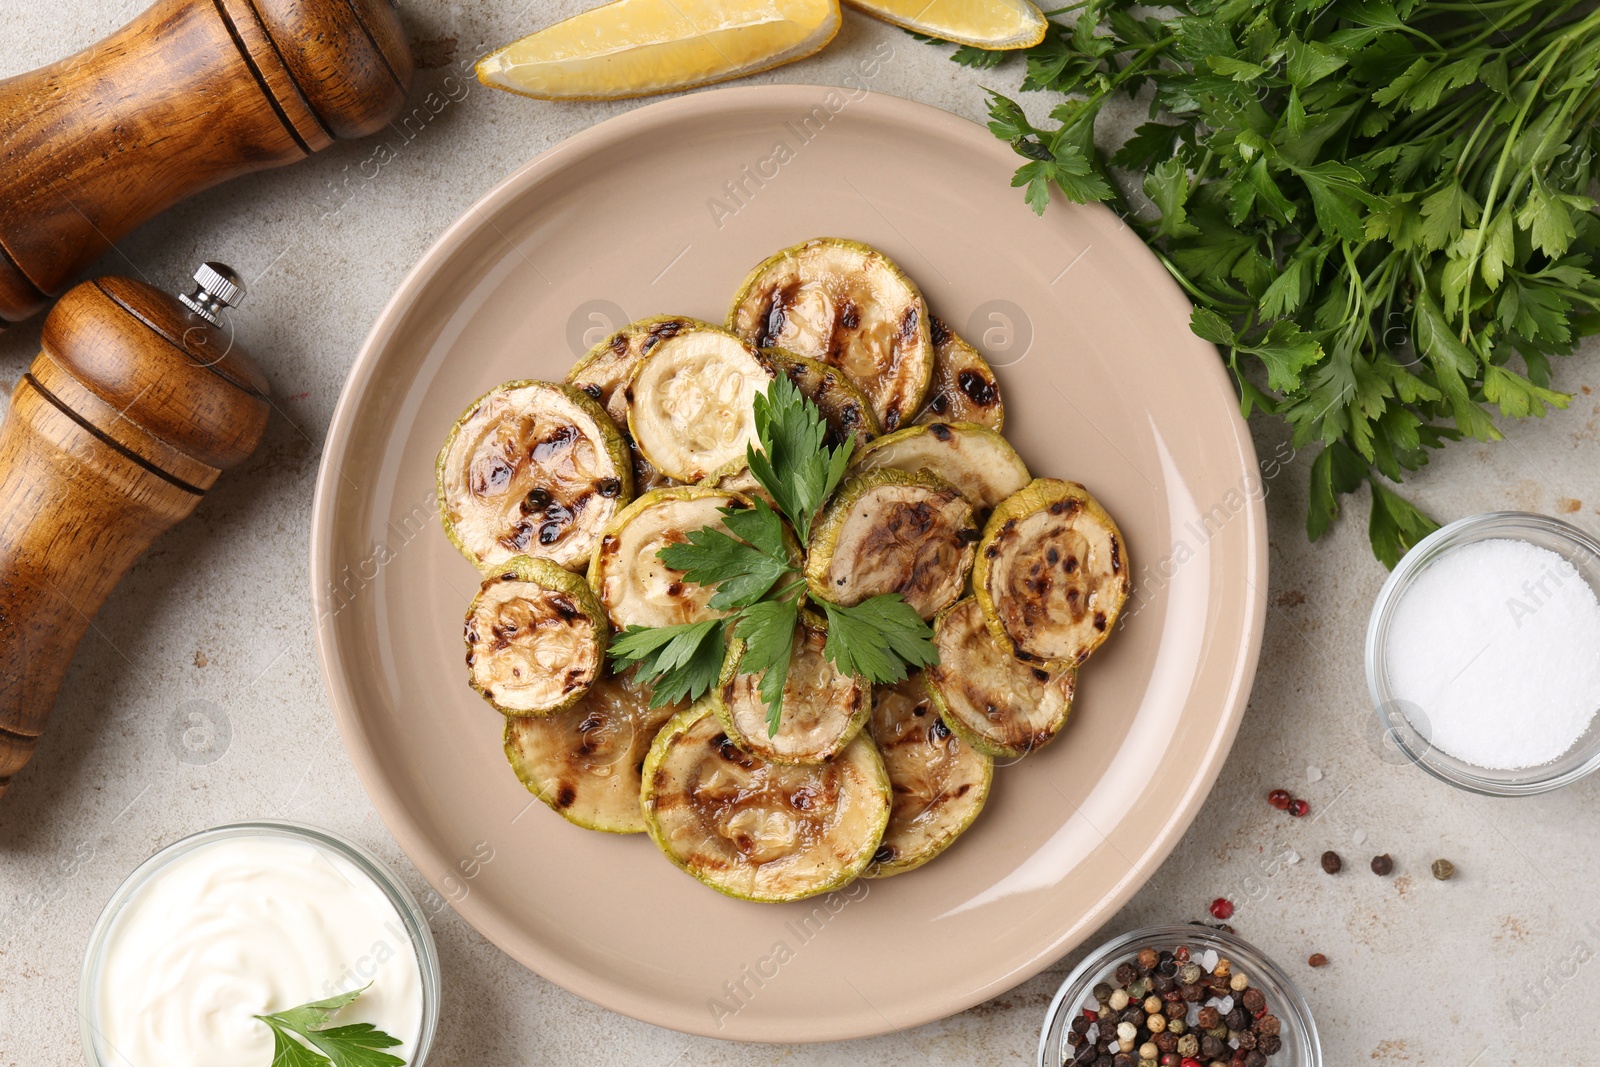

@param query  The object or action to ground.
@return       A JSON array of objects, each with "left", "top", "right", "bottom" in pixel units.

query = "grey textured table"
[{"left": 2, "top": 3, "right": 1596, "bottom": 1064}]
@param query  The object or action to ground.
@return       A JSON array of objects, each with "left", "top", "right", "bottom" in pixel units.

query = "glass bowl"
[
  {"left": 1365, "top": 511, "right": 1600, "bottom": 796},
  {"left": 80, "top": 821, "right": 441, "bottom": 1066},
  {"left": 1039, "top": 925, "right": 1320, "bottom": 1067}
]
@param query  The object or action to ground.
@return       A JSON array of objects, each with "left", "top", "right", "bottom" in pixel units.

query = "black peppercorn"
[
  {"left": 1320, "top": 850, "right": 1342, "bottom": 874},
  {"left": 1236, "top": 1030, "right": 1257, "bottom": 1050},
  {"left": 1093, "top": 982, "right": 1113, "bottom": 1004},
  {"left": 1180, "top": 982, "right": 1205, "bottom": 1002},
  {"left": 1156, "top": 1032, "right": 1178, "bottom": 1053},
  {"left": 1241, "top": 988, "right": 1266, "bottom": 1014},
  {"left": 1067, "top": 1031, "right": 1084, "bottom": 1047},
  {"left": 1115, "top": 962, "right": 1136, "bottom": 986},
  {"left": 1200, "top": 1035, "right": 1227, "bottom": 1059},
  {"left": 1153, "top": 973, "right": 1176, "bottom": 994},
  {"left": 1258, "top": 1034, "right": 1282, "bottom": 1055},
  {"left": 1256, "top": 1014, "right": 1281, "bottom": 1037},
  {"left": 1197, "top": 1006, "right": 1221, "bottom": 1029},
  {"left": 1225, "top": 1007, "right": 1248, "bottom": 1031},
  {"left": 1112, "top": 1054, "right": 1134, "bottom": 1067},
  {"left": 1246, "top": 1052, "right": 1268, "bottom": 1067},
  {"left": 1072, "top": 1015, "right": 1092, "bottom": 1035},
  {"left": 1371, "top": 853, "right": 1394, "bottom": 876}
]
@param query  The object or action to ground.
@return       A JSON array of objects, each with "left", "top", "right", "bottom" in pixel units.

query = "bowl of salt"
[{"left": 1366, "top": 511, "right": 1600, "bottom": 795}]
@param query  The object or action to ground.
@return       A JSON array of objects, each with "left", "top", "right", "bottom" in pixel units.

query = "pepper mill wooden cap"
[
  {"left": 244, "top": 0, "right": 415, "bottom": 142},
  {"left": 31, "top": 270, "right": 271, "bottom": 490}
]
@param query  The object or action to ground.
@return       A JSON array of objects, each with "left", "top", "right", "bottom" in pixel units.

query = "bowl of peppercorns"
[{"left": 1038, "top": 925, "right": 1320, "bottom": 1067}]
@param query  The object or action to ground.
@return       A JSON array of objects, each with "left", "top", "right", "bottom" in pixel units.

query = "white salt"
[
  {"left": 1385, "top": 537, "right": 1600, "bottom": 769},
  {"left": 1352, "top": 829, "right": 1367, "bottom": 845},
  {"left": 1306, "top": 765, "right": 1323, "bottom": 783}
]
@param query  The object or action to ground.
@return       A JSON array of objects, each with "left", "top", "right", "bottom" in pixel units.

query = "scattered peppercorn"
[
  {"left": 1209, "top": 898, "right": 1235, "bottom": 920},
  {"left": 1371, "top": 854, "right": 1394, "bottom": 876},
  {"left": 1287, "top": 798, "right": 1310, "bottom": 817},
  {"left": 1308, "top": 953, "right": 1328, "bottom": 968},
  {"left": 1266, "top": 788, "right": 1290, "bottom": 810},
  {"left": 1319, "top": 850, "right": 1341, "bottom": 874},
  {"left": 1431, "top": 858, "right": 1456, "bottom": 881}
]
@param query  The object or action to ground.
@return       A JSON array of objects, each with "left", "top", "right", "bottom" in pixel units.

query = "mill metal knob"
[{"left": 179, "top": 263, "right": 247, "bottom": 327}]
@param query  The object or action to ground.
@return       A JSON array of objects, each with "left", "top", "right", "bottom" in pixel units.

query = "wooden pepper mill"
[
  {"left": 0, "top": 0, "right": 414, "bottom": 326},
  {"left": 0, "top": 265, "right": 269, "bottom": 795}
]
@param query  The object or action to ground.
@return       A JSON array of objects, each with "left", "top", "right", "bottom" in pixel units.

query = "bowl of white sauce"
[
  {"left": 1366, "top": 511, "right": 1600, "bottom": 795},
  {"left": 80, "top": 821, "right": 439, "bottom": 1066}
]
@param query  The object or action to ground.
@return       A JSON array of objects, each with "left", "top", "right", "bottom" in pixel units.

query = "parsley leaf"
[
  {"left": 732, "top": 595, "right": 802, "bottom": 736},
  {"left": 818, "top": 596, "right": 939, "bottom": 685},
  {"left": 609, "top": 620, "right": 726, "bottom": 707},
  {"left": 255, "top": 986, "right": 404, "bottom": 1067},
  {"left": 747, "top": 374, "right": 853, "bottom": 543},
  {"left": 657, "top": 499, "right": 795, "bottom": 611}
]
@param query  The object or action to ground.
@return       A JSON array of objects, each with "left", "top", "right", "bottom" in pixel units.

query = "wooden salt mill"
[
  {"left": 0, "top": 265, "right": 269, "bottom": 795},
  {"left": 0, "top": 0, "right": 414, "bottom": 326}
]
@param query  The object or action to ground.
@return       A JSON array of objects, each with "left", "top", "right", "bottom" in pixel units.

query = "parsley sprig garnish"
[
  {"left": 937, "top": 0, "right": 1600, "bottom": 565},
  {"left": 608, "top": 376, "right": 937, "bottom": 734},
  {"left": 255, "top": 984, "right": 404, "bottom": 1067}
]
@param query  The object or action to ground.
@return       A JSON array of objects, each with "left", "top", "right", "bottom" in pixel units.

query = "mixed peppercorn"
[{"left": 1063, "top": 946, "right": 1284, "bottom": 1066}]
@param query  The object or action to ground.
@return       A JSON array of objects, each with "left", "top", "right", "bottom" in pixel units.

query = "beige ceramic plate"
[{"left": 311, "top": 85, "right": 1267, "bottom": 1042}]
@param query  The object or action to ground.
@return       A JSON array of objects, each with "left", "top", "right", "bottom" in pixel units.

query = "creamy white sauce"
[{"left": 93, "top": 835, "right": 423, "bottom": 1066}]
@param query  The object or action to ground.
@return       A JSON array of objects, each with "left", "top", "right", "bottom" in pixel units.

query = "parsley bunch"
[
  {"left": 609, "top": 376, "right": 938, "bottom": 734},
  {"left": 946, "top": 0, "right": 1600, "bottom": 564}
]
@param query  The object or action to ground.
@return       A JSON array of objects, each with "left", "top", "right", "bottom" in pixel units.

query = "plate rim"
[{"left": 309, "top": 83, "right": 1269, "bottom": 1043}]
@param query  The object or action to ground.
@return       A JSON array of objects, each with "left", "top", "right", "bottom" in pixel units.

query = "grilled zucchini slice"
[
  {"left": 714, "top": 622, "right": 869, "bottom": 764},
  {"left": 766, "top": 347, "right": 881, "bottom": 449},
  {"left": 438, "top": 380, "right": 632, "bottom": 572},
  {"left": 466, "top": 556, "right": 609, "bottom": 716},
  {"left": 866, "top": 672, "right": 992, "bottom": 877},
  {"left": 804, "top": 468, "right": 979, "bottom": 619},
  {"left": 915, "top": 317, "right": 1004, "bottom": 430},
  {"left": 728, "top": 238, "right": 934, "bottom": 432},
  {"left": 974, "top": 479, "right": 1131, "bottom": 664},
  {"left": 625, "top": 325, "right": 777, "bottom": 482},
  {"left": 925, "top": 598, "right": 1075, "bottom": 759},
  {"left": 503, "top": 665, "right": 682, "bottom": 833},
  {"left": 852, "top": 422, "right": 1030, "bottom": 513},
  {"left": 589, "top": 486, "right": 750, "bottom": 630},
  {"left": 641, "top": 700, "right": 891, "bottom": 902},
  {"left": 568, "top": 315, "right": 704, "bottom": 493}
]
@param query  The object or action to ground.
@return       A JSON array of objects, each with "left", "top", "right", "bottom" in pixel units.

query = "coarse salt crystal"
[
  {"left": 1199, "top": 949, "right": 1219, "bottom": 972},
  {"left": 1352, "top": 829, "right": 1367, "bottom": 845},
  {"left": 1385, "top": 538, "right": 1600, "bottom": 769},
  {"left": 1217, "top": 995, "right": 1234, "bottom": 1014},
  {"left": 1306, "top": 765, "right": 1323, "bottom": 782}
]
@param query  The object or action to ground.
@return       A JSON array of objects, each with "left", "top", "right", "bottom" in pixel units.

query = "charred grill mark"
[
  {"left": 930, "top": 315, "right": 951, "bottom": 347},
  {"left": 929, "top": 392, "right": 950, "bottom": 415},
  {"left": 1109, "top": 537, "right": 1122, "bottom": 574},
  {"left": 538, "top": 521, "right": 564, "bottom": 545},
  {"left": 955, "top": 782, "right": 973, "bottom": 797},
  {"left": 1032, "top": 667, "right": 1050, "bottom": 683},
  {"left": 712, "top": 732, "right": 759, "bottom": 769},
  {"left": 609, "top": 331, "right": 630, "bottom": 355},
  {"left": 580, "top": 383, "right": 603, "bottom": 401},
  {"left": 956, "top": 527, "right": 981, "bottom": 544},
  {"left": 1049, "top": 498, "right": 1081, "bottom": 516},
  {"left": 665, "top": 581, "right": 684, "bottom": 597},
  {"left": 549, "top": 594, "right": 579, "bottom": 621},
  {"left": 930, "top": 717, "right": 951, "bottom": 741},
  {"left": 473, "top": 457, "right": 514, "bottom": 496},
  {"left": 928, "top": 422, "right": 953, "bottom": 442},
  {"left": 958, "top": 370, "right": 997, "bottom": 407},
  {"left": 555, "top": 784, "right": 577, "bottom": 808},
  {"left": 642, "top": 318, "right": 685, "bottom": 352},
  {"left": 503, "top": 521, "right": 535, "bottom": 551},
  {"left": 1064, "top": 555, "right": 1079, "bottom": 573},
  {"left": 1093, "top": 612, "right": 1107, "bottom": 632},
  {"left": 873, "top": 843, "right": 897, "bottom": 864},
  {"left": 883, "top": 403, "right": 904, "bottom": 431},
  {"left": 597, "top": 477, "right": 622, "bottom": 498},
  {"left": 898, "top": 305, "right": 919, "bottom": 342},
  {"left": 532, "top": 425, "right": 577, "bottom": 462},
  {"left": 757, "top": 285, "right": 796, "bottom": 348},
  {"left": 519, "top": 487, "right": 552, "bottom": 516},
  {"left": 839, "top": 300, "right": 860, "bottom": 330}
]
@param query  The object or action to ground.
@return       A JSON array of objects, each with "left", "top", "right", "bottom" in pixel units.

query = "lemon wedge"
[
  {"left": 843, "top": 0, "right": 1047, "bottom": 49},
  {"left": 477, "top": 0, "right": 842, "bottom": 101}
]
